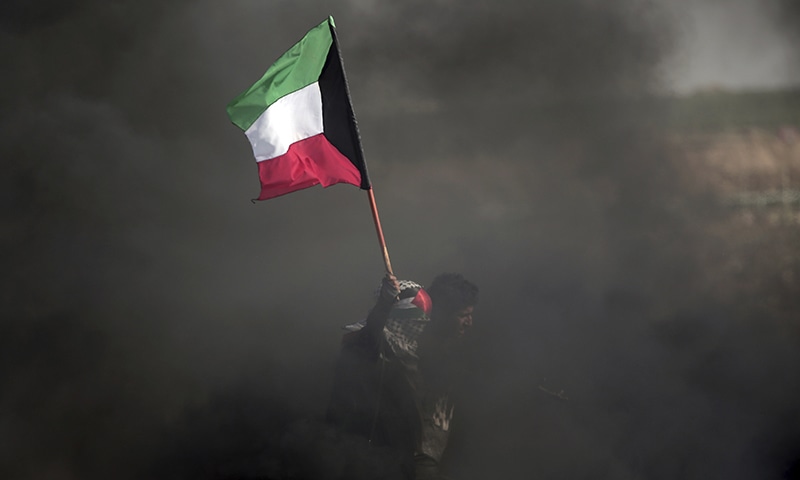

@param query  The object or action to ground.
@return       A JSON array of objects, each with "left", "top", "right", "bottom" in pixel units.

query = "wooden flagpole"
[
  {"left": 367, "top": 188, "right": 393, "bottom": 275},
  {"left": 328, "top": 18, "right": 394, "bottom": 276}
]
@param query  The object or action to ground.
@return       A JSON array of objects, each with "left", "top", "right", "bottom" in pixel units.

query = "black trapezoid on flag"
[{"left": 319, "top": 22, "right": 371, "bottom": 190}]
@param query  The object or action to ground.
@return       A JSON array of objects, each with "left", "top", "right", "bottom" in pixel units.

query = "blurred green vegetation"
[{"left": 666, "top": 88, "right": 800, "bottom": 132}]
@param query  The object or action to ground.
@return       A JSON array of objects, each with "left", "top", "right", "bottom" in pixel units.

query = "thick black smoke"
[{"left": 2, "top": 1, "right": 799, "bottom": 479}]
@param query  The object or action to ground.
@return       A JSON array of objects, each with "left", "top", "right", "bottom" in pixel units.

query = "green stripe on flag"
[{"left": 227, "top": 18, "right": 333, "bottom": 131}]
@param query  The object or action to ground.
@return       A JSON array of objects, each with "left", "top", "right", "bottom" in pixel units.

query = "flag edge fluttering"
[{"left": 226, "top": 16, "right": 371, "bottom": 201}]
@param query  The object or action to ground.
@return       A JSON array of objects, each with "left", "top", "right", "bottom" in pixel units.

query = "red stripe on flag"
[{"left": 255, "top": 133, "right": 362, "bottom": 200}]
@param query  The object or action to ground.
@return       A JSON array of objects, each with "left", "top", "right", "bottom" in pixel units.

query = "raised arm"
[{"left": 360, "top": 273, "right": 400, "bottom": 345}]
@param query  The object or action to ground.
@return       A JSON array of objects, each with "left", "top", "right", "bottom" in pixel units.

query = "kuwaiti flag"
[{"left": 227, "top": 17, "right": 371, "bottom": 200}]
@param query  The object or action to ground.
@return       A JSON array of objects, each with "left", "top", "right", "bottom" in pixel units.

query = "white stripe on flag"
[{"left": 244, "top": 82, "right": 324, "bottom": 162}]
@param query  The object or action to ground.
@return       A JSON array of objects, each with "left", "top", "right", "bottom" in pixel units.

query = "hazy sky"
[{"left": 660, "top": 0, "right": 800, "bottom": 92}]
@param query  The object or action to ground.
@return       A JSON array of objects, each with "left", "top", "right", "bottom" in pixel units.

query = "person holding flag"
[
  {"left": 327, "top": 272, "right": 479, "bottom": 480},
  {"left": 227, "top": 18, "right": 480, "bottom": 478}
]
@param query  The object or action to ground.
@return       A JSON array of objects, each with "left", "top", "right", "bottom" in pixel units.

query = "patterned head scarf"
[
  {"left": 343, "top": 280, "right": 432, "bottom": 334},
  {"left": 389, "top": 280, "right": 432, "bottom": 318},
  {"left": 383, "top": 280, "right": 431, "bottom": 360}
]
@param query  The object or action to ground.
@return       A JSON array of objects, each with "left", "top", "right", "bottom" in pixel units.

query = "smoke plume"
[{"left": 1, "top": 0, "right": 798, "bottom": 479}]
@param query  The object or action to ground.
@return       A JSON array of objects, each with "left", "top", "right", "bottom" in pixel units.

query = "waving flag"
[{"left": 227, "top": 17, "right": 370, "bottom": 200}]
